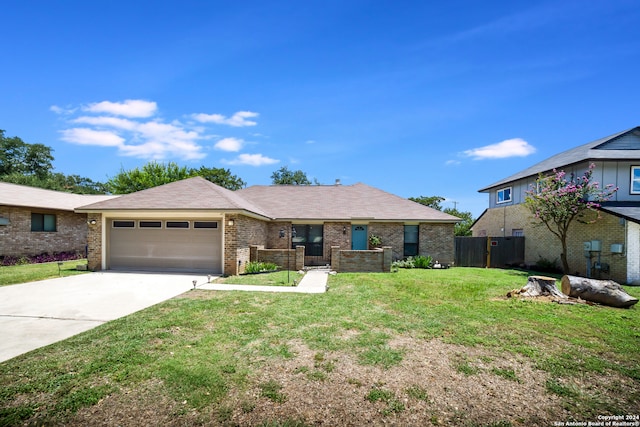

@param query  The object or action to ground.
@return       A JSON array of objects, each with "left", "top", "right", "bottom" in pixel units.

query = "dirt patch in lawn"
[{"left": 68, "top": 337, "right": 582, "bottom": 426}]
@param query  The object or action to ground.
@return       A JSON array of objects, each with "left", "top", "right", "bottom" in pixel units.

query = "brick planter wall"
[{"left": 330, "top": 246, "right": 392, "bottom": 273}]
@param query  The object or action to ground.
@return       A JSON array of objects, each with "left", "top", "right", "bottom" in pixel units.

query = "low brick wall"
[
  {"left": 331, "top": 246, "right": 392, "bottom": 273},
  {"left": 252, "top": 245, "right": 305, "bottom": 270}
]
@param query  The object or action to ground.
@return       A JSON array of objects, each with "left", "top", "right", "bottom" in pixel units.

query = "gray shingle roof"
[
  {"left": 0, "top": 181, "right": 116, "bottom": 211},
  {"left": 237, "top": 183, "right": 459, "bottom": 222},
  {"left": 77, "top": 177, "right": 271, "bottom": 217},
  {"left": 77, "top": 178, "right": 458, "bottom": 222},
  {"left": 478, "top": 127, "right": 640, "bottom": 192}
]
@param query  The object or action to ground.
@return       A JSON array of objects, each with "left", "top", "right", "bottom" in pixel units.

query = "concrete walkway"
[{"left": 198, "top": 269, "right": 329, "bottom": 293}]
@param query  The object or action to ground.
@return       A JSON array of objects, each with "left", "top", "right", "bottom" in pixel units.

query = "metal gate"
[{"left": 455, "top": 236, "right": 524, "bottom": 268}]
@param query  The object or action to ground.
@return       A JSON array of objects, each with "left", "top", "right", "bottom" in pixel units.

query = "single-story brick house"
[
  {"left": 76, "top": 177, "right": 459, "bottom": 274},
  {"left": 472, "top": 126, "right": 640, "bottom": 285},
  {"left": 0, "top": 182, "right": 116, "bottom": 259}
]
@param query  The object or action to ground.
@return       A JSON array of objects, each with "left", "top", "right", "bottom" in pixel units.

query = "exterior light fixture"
[
  {"left": 343, "top": 226, "right": 347, "bottom": 234},
  {"left": 192, "top": 280, "right": 198, "bottom": 289},
  {"left": 228, "top": 219, "right": 234, "bottom": 226},
  {"left": 88, "top": 219, "right": 97, "bottom": 225}
]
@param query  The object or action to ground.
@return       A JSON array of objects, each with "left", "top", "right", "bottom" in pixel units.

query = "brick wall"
[
  {"left": 86, "top": 213, "right": 102, "bottom": 271},
  {"left": 369, "top": 222, "right": 403, "bottom": 258},
  {"left": 473, "top": 205, "right": 631, "bottom": 283},
  {"left": 330, "top": 246, "right": 392, "bottom": 272},
  {"left": 224, "top": 214, "right": 268, "bottom": 275},
  {"left": 0, "top": 206, "right": 89, "bottom": 258},
  {"left": 420, "top": 223, "right": 455, "bottom": 265},
  {"left": 253, "top": 246, "right": 305, "bottom": 270}
]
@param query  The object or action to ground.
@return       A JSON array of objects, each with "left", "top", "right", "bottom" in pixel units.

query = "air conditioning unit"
[
  {"left": 611, "top": 243, "right": 624, "bottom": 254},
  {"left": 0, "top": 217, "right": 9, "bottom": 226},
  {"left": 590, "top": 240, "right": 602, "bottom": 252}
]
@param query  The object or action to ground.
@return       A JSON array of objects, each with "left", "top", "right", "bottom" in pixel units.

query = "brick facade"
[
  {"left": 330, "top": 246, "right": 393, "bottom": 273},
  {"left": 84, "top": 213, "right": 455, "bottom": 276},
  {"left": 473, "top": 205, "right": 632, "bottom": 283},
  {"left": 0, "top": 206, "right": 89, "bottom": 258},
  {"left": 86, "top": 213, "right": 102, "bottom": 271}
]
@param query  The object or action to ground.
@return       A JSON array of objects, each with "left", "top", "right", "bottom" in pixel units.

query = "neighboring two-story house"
[{"left": 472, "top": 126, "right": 640, "bottom": 285}]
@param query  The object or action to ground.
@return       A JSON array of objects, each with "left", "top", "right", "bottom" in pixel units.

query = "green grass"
[
  {"left": 0, "top": 267, "right": 639, "bottom": 425},
  {"left": 0, "top": 260, "right": 88, "bottom": 286},
  {"left": 214, "top": 270, "right": 304, "bottom": 286}
]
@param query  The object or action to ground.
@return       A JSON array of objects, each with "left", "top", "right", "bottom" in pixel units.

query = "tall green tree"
[
  {"left": 408, "top": 196, "right": 445, "bottom": 210},
  {"left": 410, "top": 195, "right": 474, "bottom": 236},
  {"left": 106, "top": 161, "right": 246, "bottom": 194},
  {"left": 270, "top": 166, "right": 312, "bottom": 185},
  {"left": 0, "top": 129, "right": 54, "bottom": 177},
  {"left": 525, "top": 163, "right": 617, "bottom": 273},
  {"left": 443, "top": 207, "right": 473, "bottom": 236}
]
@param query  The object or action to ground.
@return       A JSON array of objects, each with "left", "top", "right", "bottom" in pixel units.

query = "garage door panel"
[{"left": 108, "top": 220, "right": 222, "bottom": 273}]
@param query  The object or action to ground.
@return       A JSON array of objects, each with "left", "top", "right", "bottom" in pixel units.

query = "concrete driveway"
[{"left": 0, "top": 271, "right": 200, "bottom": 363}]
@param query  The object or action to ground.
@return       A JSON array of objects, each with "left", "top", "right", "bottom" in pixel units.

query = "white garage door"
[{"left": 108, "top": 219, "right": 222, "bottom": 273}]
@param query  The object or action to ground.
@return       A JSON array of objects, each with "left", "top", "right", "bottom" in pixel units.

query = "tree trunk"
[
  {"left": 561, "top": 275, "right": 639, "bottom": 308},
  {"left": 511, "top": 275, "right": 567, "bottom": 299}
]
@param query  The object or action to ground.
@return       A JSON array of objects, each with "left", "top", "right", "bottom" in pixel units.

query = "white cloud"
[
  {"left": 60, "top": 128, "right": 124, "bottom": 147},
  {"left": 214, "top": 137, "right": 244, "bottom": 152},
  {"left": 73, "top": 116, "right": 137, "bottom": 130},
  {"left": 225, "top": 153, "right": 279, "bottom": 166},
  {"left": 50, "top": 105, "right": 76, "bottom": 115},
  {"left": 463, "top": 138, "right": 536, "bottom": 160},
  {"left": 193, "top": 111, "right": 258, "bottom": 127},
  {"left": 83, "top": 99, "right": 157, "bottom": 118},
  {"left": 445, "top": 159, "right": 461, "bottom": 166},
  {"left": 55, "top": 100, "right": 268, "bottom": 162}
]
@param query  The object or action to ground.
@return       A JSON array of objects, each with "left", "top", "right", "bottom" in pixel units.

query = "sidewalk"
[{"left": 198, "top": 269, "right": 329, "bottom": 294}]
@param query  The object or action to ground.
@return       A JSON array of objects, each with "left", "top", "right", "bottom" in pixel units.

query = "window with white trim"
[
  {"left": 166, "top": 221, "right": 189, "bottom": 229},
  {"left": 113, "top": 220, "right": 135, "bottom": 228},
  {"left": 631, "top": 166, "right": 640, "bottom": 194},
  {"left": 497, "top": 187, "right": 512, "bottom": 204}
]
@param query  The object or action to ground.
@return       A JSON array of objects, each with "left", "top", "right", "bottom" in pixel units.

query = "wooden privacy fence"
[{"left": 455, "top": 236, "right": 525, "bottom": 268}]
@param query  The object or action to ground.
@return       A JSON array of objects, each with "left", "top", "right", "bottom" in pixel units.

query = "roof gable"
[
  {"left": 479, "top": 127, "right": 640, "bottom": 192},
  {"left": 76, "top": 177, "right": 270, "bottom": 217}
]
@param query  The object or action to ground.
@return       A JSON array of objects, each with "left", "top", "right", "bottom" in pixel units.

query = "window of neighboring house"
[
  {"left": 291, "top": 224, "right": 323, "bottom": 256},
  {"left": 404, "top": 225, "right": 419, "bottom": 257},
  {"left": 31, "top": 213, "right": 56, "bottom": 232},
  {"left": 497, "top": 187, "right": 512, "bottom": 204},
  {"left": 631, "top": 166, "right": 640, "bottom": 194},
  {"left": 512, "top": 229, "right": 524, "bottom": 237}
]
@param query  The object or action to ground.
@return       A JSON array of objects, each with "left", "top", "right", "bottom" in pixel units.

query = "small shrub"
[
  {"left": 392, "top": 255, "right": 433, "bottom": 270},
  {"left": 244, "top": 261, "right": 279, "bottom": 274},
  {"left": 413, "top": 255, "right": 433, "bottom": 269},
  {"left": 0, "top": 251, "right": 84, "bottom": 266},
  {"left": 369, "top": 234, "right": 382, "bottom": 248}
]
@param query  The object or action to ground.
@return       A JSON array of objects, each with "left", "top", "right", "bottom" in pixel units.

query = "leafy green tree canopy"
[
  {"left": 525, "top": 163, "right": 617, "bottom": 273},
  {"left": 106, "top": 161, "right": 246, "bottom": 194},
  {"left": 0, "top": 129, "right": 54, "bottom": 178},
  {"left": 409, "top": 195, "right": 474, "bottom": 236},
  {"left": 408, "top": 195, "right": 445, "bottom": 210},
  {"left": 270, "top": 166, "right": 312, "bottom": 185}
]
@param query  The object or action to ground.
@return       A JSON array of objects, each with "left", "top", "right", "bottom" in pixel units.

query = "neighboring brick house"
[
  {"left": 0, "top": 182, "right": 115, "bottom": 259},
  {"left": 472, "top": 126, "right": 640, "bottom": 285},
  {"left": 76, "top": 177, "right": 459, "bottom": 274}
]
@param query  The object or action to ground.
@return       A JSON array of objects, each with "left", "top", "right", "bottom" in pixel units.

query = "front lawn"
[
  {"left": 0, "top": 268, "right": 638, "bottom": 426},
  {"left": 214, "top": 270, "right": 305, "bottom": 286},
  {"left": 0, "top": 259, "right": 88, "bottom": 286}
]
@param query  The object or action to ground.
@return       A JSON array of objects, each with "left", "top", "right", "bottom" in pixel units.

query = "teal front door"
[{"left": 351, "top": 225, "right": 368, "bottom": 250}]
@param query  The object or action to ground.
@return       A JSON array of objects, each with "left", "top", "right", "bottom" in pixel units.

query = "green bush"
[
  {"left": 391, "top": 255, "right": 433, "bottom": 270},
  {"left": 244, "top": 261, "right": 279, "bottom": 274}
]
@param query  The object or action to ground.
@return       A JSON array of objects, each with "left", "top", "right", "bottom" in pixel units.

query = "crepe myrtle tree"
[{"left": 525, "top": 163, "right": 617, "bottom": 274}]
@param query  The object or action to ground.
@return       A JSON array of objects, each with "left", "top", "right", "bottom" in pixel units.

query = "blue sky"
[{"left": 2, "top": 0, "right": 639, "bottom": 217}]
